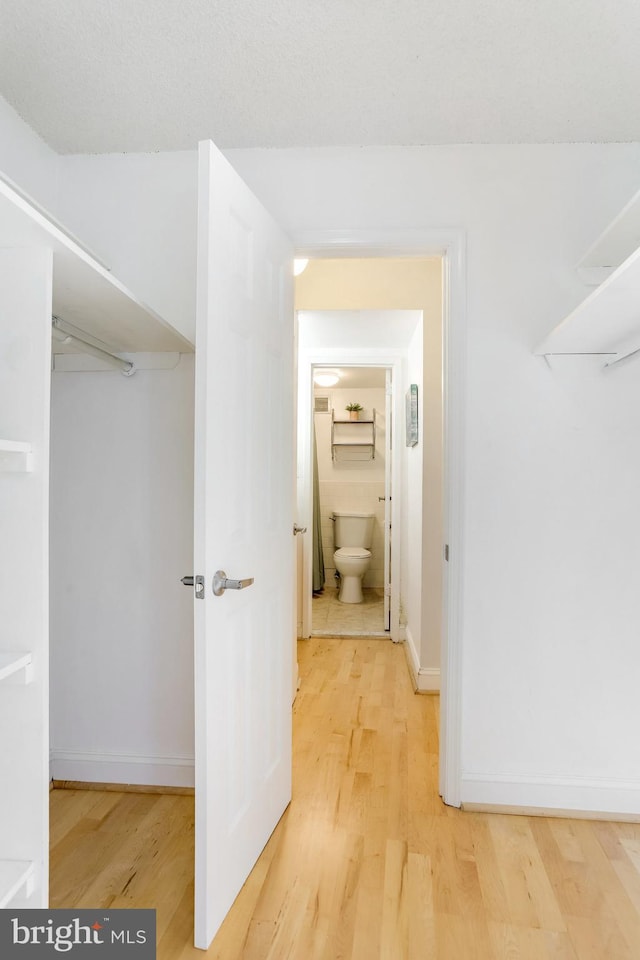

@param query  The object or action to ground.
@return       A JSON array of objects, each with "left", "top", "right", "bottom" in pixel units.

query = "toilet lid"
[{"left": 334, "top": 547, "right": 371, "bottom": 559}]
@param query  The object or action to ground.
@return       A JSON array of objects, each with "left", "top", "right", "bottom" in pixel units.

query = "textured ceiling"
[{"left": 1, "top": 0, "right": 640, "bottom": 153}]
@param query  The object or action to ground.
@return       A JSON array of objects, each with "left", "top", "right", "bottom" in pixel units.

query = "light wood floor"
[{"left": 50, "top": 638, "right": 640, "bottom": 959}]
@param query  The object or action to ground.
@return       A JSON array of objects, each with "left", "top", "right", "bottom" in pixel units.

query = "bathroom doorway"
[
  {"left": 310, "top": 364, "right": 391, "bottom": 637},
  {"left": 296, "top": 306, "right": 425, "bottom": 645}
]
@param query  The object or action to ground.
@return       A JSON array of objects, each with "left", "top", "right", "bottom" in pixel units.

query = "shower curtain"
[{"left": 312, "top": 423, "right": 325, "bottom": 593}]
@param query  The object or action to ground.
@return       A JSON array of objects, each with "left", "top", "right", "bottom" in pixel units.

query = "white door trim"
[{"left": 294, "top": 229, "right": 466, "bottom": 809}]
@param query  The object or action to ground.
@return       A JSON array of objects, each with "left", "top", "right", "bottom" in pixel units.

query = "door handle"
[
  {"left": 293, "top": 524, "right": 307, "bottom": 535},
  {"left": 181, "top": 575, "right": 205, "bottom": 599},
  {"left": 212, "top": 570, "right": 255, "bottom": 597}
]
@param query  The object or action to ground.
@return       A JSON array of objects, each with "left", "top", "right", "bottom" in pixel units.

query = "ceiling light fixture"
[
  {"left": 314, "top": 370, "right": 340, "bottom": 387},
  {"left": 293, "top": 258, "right": 309, "bottom": 276}
]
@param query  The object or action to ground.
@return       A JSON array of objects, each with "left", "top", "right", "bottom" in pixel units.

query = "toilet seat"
[{"left": 334, "top": 547, "right": 371, "bottom": 560}]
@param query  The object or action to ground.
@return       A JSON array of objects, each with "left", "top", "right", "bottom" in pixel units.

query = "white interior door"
[
  {"left": 383, "top": 368, "right": 392, "bottom": 631},
  {"left": 193, "top": 140, "right": 294, "bottom": 949}
]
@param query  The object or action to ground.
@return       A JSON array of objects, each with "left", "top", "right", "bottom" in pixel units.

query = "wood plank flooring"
[{"left": 50, "top": 637, "right": 640, "bottom": 959}]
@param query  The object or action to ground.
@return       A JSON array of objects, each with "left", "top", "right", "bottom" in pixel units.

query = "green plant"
[{"left": 345, "top": 403, "right": 363, "bottom": 412}]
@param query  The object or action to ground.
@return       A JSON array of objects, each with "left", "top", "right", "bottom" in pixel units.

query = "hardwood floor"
[{"left": 50, "top": 637, "right": 640, "bottom": 959}]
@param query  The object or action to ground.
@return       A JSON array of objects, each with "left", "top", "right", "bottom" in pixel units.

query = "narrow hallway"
[{"left": 50, "top": 639, "right": 640, "bottom": 959}]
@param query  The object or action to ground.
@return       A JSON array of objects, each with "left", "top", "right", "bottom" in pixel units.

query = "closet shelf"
[
  {"left": 535, "top": 242, "right": 640, "bottom": 366},
  {"left": 0, "top": 860, "right": 35, "bottom": 908},
  {"left": 0, "top": 652, "right": 33, "bottom": 684},
  {"left": 0, "top": 439, "right": 33, "bottom": 472},
  {"left": 0, "top": 172, "right": 194, "bottom": 356},
  {"left": 536, "top": 185, "right": 640, "bottom": 366},
  {"left": 577, "top": 185, "right": 640, "bottom": 283}
]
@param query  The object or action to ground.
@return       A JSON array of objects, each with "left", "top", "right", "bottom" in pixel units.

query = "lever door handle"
[
  {"left": 212, "top": 570, "right": 255, "bottom": 597},
  {"left": 293, "top": 524, "right": 307, "bottom": 535}
]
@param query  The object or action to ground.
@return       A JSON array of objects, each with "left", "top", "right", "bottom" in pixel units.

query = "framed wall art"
[{"left": 405, "top": 383, "right": 418, "bottom": 447}]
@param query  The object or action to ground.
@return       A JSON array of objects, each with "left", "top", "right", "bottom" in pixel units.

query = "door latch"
[
  {"left": 293, "top": 524, "right": 307, "bottom": 535},
  {"left": 181, "top": 575, "right": 205, "bottom": 599}
]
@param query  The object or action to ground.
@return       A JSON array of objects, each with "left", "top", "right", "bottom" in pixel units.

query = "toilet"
[{"left": 332, "top": 511, "right": 375, "bottom": 603}]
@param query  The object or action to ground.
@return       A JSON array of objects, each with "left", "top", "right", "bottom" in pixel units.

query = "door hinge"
[{"left": 444, "top": 544, "right": 450, "bottom": 562}]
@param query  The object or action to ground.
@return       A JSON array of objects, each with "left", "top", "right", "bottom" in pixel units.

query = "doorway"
[
  {"left": 310, "top": 363, "right": 390, "bottom": 637},
  {"left": 293, "top": 257, "right": 438, "bottom": 653},
  {"left": 291, "top": 244, "right": 464, "bottom": 807}
]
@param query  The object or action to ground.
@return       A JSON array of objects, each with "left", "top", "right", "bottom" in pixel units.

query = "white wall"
[
  {"left": 4, "top": 111, "right": 640, "bottom": 812},
  {"left": 50, "top": 355, "right": 195, "bottom": 787},
  {"left": 314, "top": 386, "right": 386, "bottom": 588},
  {"left": 241, "top": 144, "right": 640, "bottom": 814},
  {"left": 0, "top": 96, "right": 59, "bottom": 212}
]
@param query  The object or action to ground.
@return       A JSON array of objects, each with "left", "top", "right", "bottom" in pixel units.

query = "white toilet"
[{"left": 332, "top": 511, "right": 375, "bottom": 604}]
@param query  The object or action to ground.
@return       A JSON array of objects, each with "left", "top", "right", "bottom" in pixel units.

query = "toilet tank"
[{"left": 332, "top": 511, "right": 375, "bottom": 549}]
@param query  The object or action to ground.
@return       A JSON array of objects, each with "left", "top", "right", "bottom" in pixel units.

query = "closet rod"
[{"left": 52, "top": 316, "right": 135, "bottom": 376}]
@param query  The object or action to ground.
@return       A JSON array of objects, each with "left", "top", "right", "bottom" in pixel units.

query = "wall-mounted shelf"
[
  {"left": 577, "top": 186, "right": 640, "bottom": 285},
  {"left": 535, "top": 243, "right": 640, "bottom": 366},
  {"left": 331, "top": 409, "right": 376, "bottom": 460},
  {"left": 535, "top": 186, "right": 640, "bottom": 367},
  {"left": 0, "top": 860, "right": 35, "bottom": 908},
  {"left": 0, "top": 652, "right": 33, "bottom": 684},
  {"left": 0, "top": 439, "right": 33, "bottom": 472}
]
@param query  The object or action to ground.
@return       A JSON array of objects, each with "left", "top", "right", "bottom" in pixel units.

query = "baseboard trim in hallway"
[{"left": 51, "top": 779, "right": 195, "bottom": 796}]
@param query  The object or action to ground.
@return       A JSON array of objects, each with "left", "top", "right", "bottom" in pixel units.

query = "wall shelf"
[
  {"left": 0, "top": 860, "right": 35, "bottom": 908},
  {"left": 0, "top": 652, "right": 33, "bottom": 684},
  {"left": 535, "top": 239, "right": 640, "bottom": 366},
  {"left": 536, "top": 187, "right": 640, "bottom": 367},
  {"left": 0, "top": 439, "right": 33, "bottom": 472},
  {"left": 331, "top": 409, "right": 376, "bottom": 460},
  {"left": 578, "top": 186, "right": 640, "bottom": 282}
]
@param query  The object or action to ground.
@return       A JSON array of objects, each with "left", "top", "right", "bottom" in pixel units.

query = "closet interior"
[{"left": 0, "top": 173, "right": 195, "bottom": 911}]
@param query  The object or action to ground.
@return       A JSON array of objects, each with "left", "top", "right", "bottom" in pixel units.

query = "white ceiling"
[{"left": 1, "top": 0, "right": 640, "bottom": 154}]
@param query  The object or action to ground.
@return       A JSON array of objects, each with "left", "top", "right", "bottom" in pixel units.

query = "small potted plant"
[{"left": 346, "top": 402, "right": 363, "bottom": 421}]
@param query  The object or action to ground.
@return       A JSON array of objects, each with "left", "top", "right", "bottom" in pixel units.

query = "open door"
[{"left": 192, "top": 141, "right": 294, "bottom": 949}]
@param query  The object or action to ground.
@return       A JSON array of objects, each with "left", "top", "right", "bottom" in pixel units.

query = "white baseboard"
[
  {"left": 50, "top": 750, "right": 195, "bottom": 788},
  {"left": 404, "top": 627, "right": 440, "bottom": 693},
  {"left": 416, "top": 667, "right": 440, "bottom": 693},
  {"left": 461, "top": 772, "right": 640, "bottom": 818}
]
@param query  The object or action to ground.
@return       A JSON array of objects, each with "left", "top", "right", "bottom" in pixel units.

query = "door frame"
[
  {"left": 293, "top": 229, "right": 466, "bottom": 808},
  {"left": 298, "top": 349, "right": 404, "bottom": 642}
]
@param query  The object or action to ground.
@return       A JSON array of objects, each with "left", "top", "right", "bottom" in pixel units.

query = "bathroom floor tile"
[{"left": 311, "top": 588, "right": 386, "bottom": 636}]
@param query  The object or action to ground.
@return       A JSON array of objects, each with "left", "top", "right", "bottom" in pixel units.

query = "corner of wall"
[{"left": 404, "top": 625, "right": 440, "bottom": 693}]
